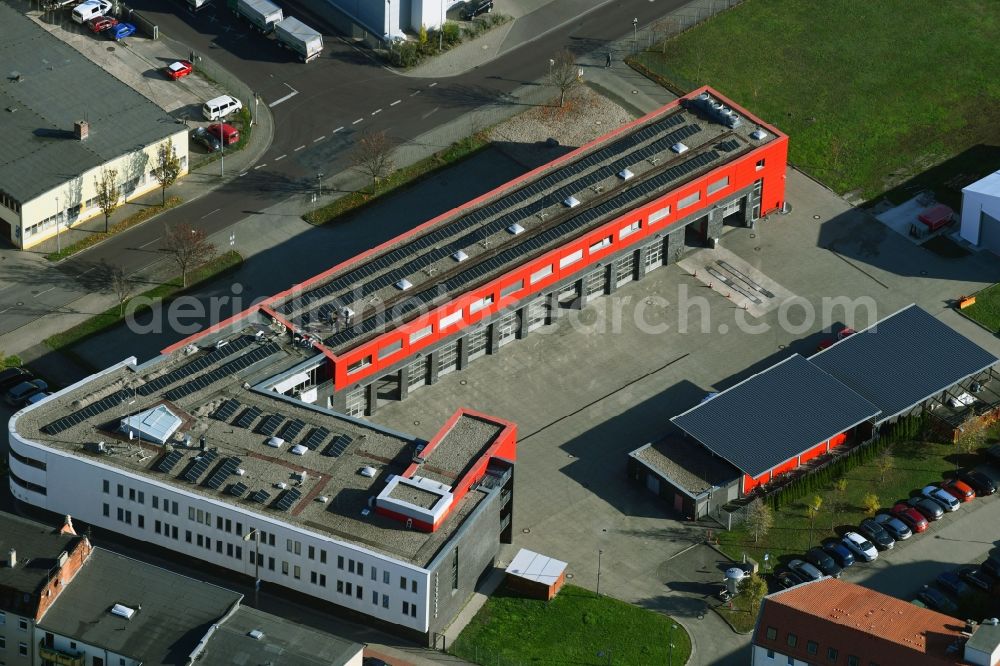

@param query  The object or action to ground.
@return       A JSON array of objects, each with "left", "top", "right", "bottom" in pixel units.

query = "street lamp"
[
  {"left": 439, "top": 0, "right": 444, "bottom": 52},
  {"left": 243, "top": 528, "right": 261, "bottom": 606},
  {"left": 317, "top": 172, "right": 324, "bottom": 199},
  {"left": 596, "top": 549, "right": 603, "bottom": 597},
  {"left": 632, "top": 17, "right": 638, "bottom": 53},
  {"left": 668, "top": 623, "right": 678, "bottom": 666}
]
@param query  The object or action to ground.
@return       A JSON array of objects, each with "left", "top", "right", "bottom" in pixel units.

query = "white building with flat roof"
[{"left": 960, "top": 169, "right": 1000, "bottom": 255}]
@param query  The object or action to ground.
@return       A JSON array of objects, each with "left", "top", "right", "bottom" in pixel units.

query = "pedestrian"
[{"left": 605, "top": 52, "right": 612, "bottom": 68}]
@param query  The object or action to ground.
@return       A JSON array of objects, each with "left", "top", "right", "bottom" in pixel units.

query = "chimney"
[
  {"left": 7, "top": 548, "right": 16, "bottom": 568},
  {"left": 74, "top": 120, "right": 89, "bottom": 141},
  {"left": 60, "top": 514, "right": 78, "bottom": 536}
]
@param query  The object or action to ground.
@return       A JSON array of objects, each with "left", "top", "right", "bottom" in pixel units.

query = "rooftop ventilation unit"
[
  {"left": 248, "top": 629, "right": 264, "bottom": 640},
  {"left": 111, "top": 604, "right": 136, "bottom": 620},
  {"left": 507, "top": 223, "right": 525, "bottom": 235},
  {"left": 290, "top": 444, "right": 307, "bottom": 456},
  {"left": 360, "top": 466, "right": 377, "bottom": 478},
  {"left": 618, "top": 168, "right": 634, "bottom": 181},
  {"left": 452, "top": 249, "right": 469, "bottom": 263},
  {"left": 751, "top": 128, "right": 768, "bottom": 141},
  {"left": 266, "top": 437, "right": 284, "bottom": 449},
  {"left": 395, "top": 278, "right": 413, "bottom": 291},
  {"left": 563, "top": 196, "right": 580, "bottom": 208},
  {"left": 671, "top": 142, "right": 689, "bottom": 154},
  {"left": 689, "top": 91, "right": 743, "bottom": 129}
]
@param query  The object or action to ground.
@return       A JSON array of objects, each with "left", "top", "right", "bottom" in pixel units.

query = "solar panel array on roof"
[
  {"left": 716, "top": 139, "right": 741, "bottom": 152},
  {"left": 234, "top": 406, "right": 263, "bottom": 430},
  {"left": 42, "top": 389, "right": 132, "bottom": 435},
  {"left": 325, "top": 149, "right": 722, "bottom": 349},
  {"left": 138, "top": 337, "right": 253, "bottom": 396},
  {"left": 323, "top": 434, "right": 353, "bottom": 457},
  {"left": 205, "top": 457, "right": 242, "bottom": 490},
  {"left": 257, "top": 414, "right": 285, "bottom": 436},
  {"left": 280, "top": 419, "right": 305, "bottom": 442},
  {"left": 250, "top": 489, "right": 271, "bottom": 504},
  {"left": 274, "top": 488, "right": 302, "bottom": 512},
  {"left": 280, "top": 114, "right": 693, "bottom": 320},
  {"left": 302, "top": 427, "right": 331, "bottom": 450},
  {"left": 182, "top": 449, "right": 219, "bottom": 483},
  {"left": 229, "top": 482, "right": 248, "bottom": 497},
  {"left": 211, "top": 399, "right": 241, "bottom": 422},
  {"left": 155, "top": 450, "right": 184, "bottom": 474},
  {"left": 163, "top": 343, "right": 281, "bottom": 401}
]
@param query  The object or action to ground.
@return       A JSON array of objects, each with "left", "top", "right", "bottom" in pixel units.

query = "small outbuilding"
[
  {"left": 505, "top": 548, "right": 567, "bottom": 601},
  {"left": 960, "top": 169, "right": 1000, "bottom": 254}
]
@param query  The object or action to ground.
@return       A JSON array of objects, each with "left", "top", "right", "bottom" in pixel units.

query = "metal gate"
[
  {"left": 615, "top": 253, "right": 635, "bottom": 286},
  {"left": 466, "top": 327, "right": 489, "bottom": 361},
  {"left": 438, "top": 340, "right": 459, "bottom": 376},
  {"left": 496, "top": 310, "right": 518, "bottom": 346}
]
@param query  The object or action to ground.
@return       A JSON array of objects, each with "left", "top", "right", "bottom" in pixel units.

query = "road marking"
[
  {"left": 268, "top": 83, "right": 299, "bottom": 108},
  {"left": 410, "top": 90, "right": 420, "bottom": 96},
  {"left": 275, "top": 154, "right": 286, "bottom": 161},
  {"left": 139, "top": 237, "right": 160, "bottom": 249},
  {"left": 239, "top": 171, "right": 247, "bottom": 177},
  {"left": 390, "top": 99, "right": 401, "bottom": 106},
  {"left": 201, "top": 208, "right": 221, "bottom": 219},
  {"left": 313, "top": 135, "right": 325, "bottom": 142},
  {"left": 294, "top": 145, "right": 306, "bottom": 151},
  {"left": 421, "top": 107, "right": 439, "bottom": 119},
  {"left": 0, "top": 307, "right": 9, "bottom": 315},
  {"left": 333, "top": 126, "right": 344, "bottom": 133},
  {"left": 254, "top": 164, "right": 265, "bottom": 170},
  {"left": 429, "top": 82, "right": 437, "bottom": 87},
  {"left": 371, "top": 108, "right": 382, "bottom": 116},
  {"left": 78, "top": 266, "right": 97, "bottom": 276},
  {"left": 36, "top": 287, "right": 54, "bottom": 296},
  {"left": 352, "top": 118, "right": 363, "bottom": 125}
]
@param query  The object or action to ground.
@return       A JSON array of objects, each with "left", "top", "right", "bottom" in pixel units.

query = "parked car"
[
  {"left": 24, "top": 392, "right": 51, "bottom": 406},
  {"left": 937, "top": 571, "right": 972, "bottom": 598},
  {"left": 841, "top": 532, "right": 878, "bottom": 562},
  {"left": 190, "top": 127, "right": 221, "bottom": 153},
  {"left": 207, "top": 123, "right": 239, "bottom": 146},
  {"left": 922, "top": 485, "right": 961, "bottom": 512},
  {"left": 86, "top": 16, "right": 117, "bottom": 33},
  {"left": 461, "top": 0, "right": 493, "bottom": 20},
  {"left": 805, "top": 547, "right": 842, "bottom": 578},
  {"left": 907, "top": 495, "right": 944, "bottom": 521},
  {"left": 959, "top": 566, "right": 993, "bottom": 592},
  {"left": 873, "top": 513, "right": 912, "bottom": 540},
  {"left": 858, "top": 518, "right": 895, "bottom": 550},
  {"left": 942, "top": 478, "right": 976, "bottom": 503},
  {"left": 775, "top": 569, "right": 805, "bottom": 590},
  {"left": 821, "top": 540, "right": 855, "bottom": 568},
  {"left": 891, "top": 503, "right": 929, "bottom": 533},
  {"left": 4, "top": 379, "right": 49, "bottom": 407},
  {"left": 788, "top": 559, "right": 824, "bottom": 582},
  {"left": 918, "top": 586, "right": 958, "bottom": 614},
  {"left": 0, "top": 367, "right": 32, "bottom": 392},
  {"left": 959, "top": 470, "right": 997, "bottom": 497},
  {"left": 164, "top": 60, "right": 193, "bottom": 80},
  {"left": 105, "top": 22, "right": 136, "bottom": 40}
]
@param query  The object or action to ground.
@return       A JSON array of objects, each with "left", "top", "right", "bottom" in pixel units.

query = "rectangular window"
[
  {"left": 411, "top": 579, "right": 417, "bottom": 594},
  {"left": 138, "top": 515, "right": 144, "bottom": 529},
  {"left": 155, "top": 520, "right": 161, "bottom": 534},
  {"left": 469, "top": 294, "right": 494, "bottom": 314},
  {"left": 346, "top": 582, "right": 352, "bottom": 595},
  {"left": 787, "top": 633, "right": 797, "bottom": 648},
  {"left": 766, "top": 652, "right": 773, "bottom": 660},
  {"left": 117, "top": 484, "right": 124, "bottom": 498},
  {"left": 379, "top": 340, "right": 403, "bottom": 360},
  {"left": 103, "top": 480, "right": 110, "bottom": 494},
  {"left": 828, "top": 648, "right": 838, "bottom": 661},
  {"left": 117, "top": 508, "right": 124, "bottom": 521},
  {"left": 372, "top": 590, "right": 379, "bottom": 605},
  {"left": 18, "top": 618, "right": 27, "bottom": 631},
  {"left": 649, "top": 205, "right": 671, "bottom": 224},
  {"left": 382, "top": 594, "right": 389, "bottom": 609},
  {"left": 172, "top": 526, "right": 178, "bottom": 539},
  {"left": 559, "top": 249, "right": 583, "bottom": 269},
  {"left": 19, "top": 642, "right": 28, "bottom": 657},
  {"left": 500, "top": 280, "right": 524, "bottom": 298},
  {"left": 319, "top": 574, "right": 326, "bottom": 587},
  {"left": 356, "top": 585, "right": 363, "bottom": 599},
  {"left": 125, "top": 511, "right": 131, "bottom": 525},
  {"left": 678, "top": 191, "right": 701, "bottom": 209},
  {"left": 216, "top": 541, "right": 222, "bottom": 553},
  {"left": 410, "top": 604, "right": 417, "bottom": 617},
  {"left": 402, "top": 601, "right": 410, "bottom": 615},
  {"left": 189, "top": 507, "right": 196, "bottom": 521},
  {"left": 588, "top": 236, "right": 612, "bottom": 253},
  {"left": 337, "top": 580, "right": 344, "bottom": 593},
  {"left": 338, "top": 555, "right": 344, "bottom": 570},
  {"left": 371, "top": 567, "right": 377, "bottom": 581},
  {"left": 311, "top": 571, "right": 317, "bottom": 584},
  {"left": 282, "top": 561, "right": 289, "bottom": 575},
  {"left": 216, "top": 516, "right": 223, "bottom": 530},
  {"left": 268, "top": 557, "right": 275, "bottom": 571},
  {"left": 807, "top": 640, "right": 818, "bottom": 655},
  {"left": 400, "top": 576, "right": 407, "bottom": 590},
  {"left": 197, "top": 534, "right": 204, "bottom": 547},
  {"left": 185, "top": 531, "right": 192, "bottom": 543},
  {"left": 347, "top": 356, "right": 372, "bottom": 374},
  {"left": 138, "top": 491, "right": 144, "bottom": 504},
  {"left": 349, "top": 559, "right": 355, "bottom": 574},
  {"left": 440, "top": 310, "right": 463, "bottom": 329},
  {"left": 152, "top": 496, "right": 159, "bottom": 510},
  {"left": 287, "top": 539, "right": 293, "bottom": 553},
  {"left": 237, "top": 521, "right": 243, "bottom": 536},
  {"left": 103, "top": 503, "right": 110, "bottom": 517},
  {"left": 847, "top": 657, "right": 859, "bottom": 666},
  {"left": 707, "top": 176, "right": 730, "bottom": 195},
  {"left": 0, "top": 636, "right": 4, "bottom": 648},
  {"left": 226, "top": 519, "right": 232, "bottom": 533},
  {"left": 197, "top": 509, "right": 204, "bottom": 524},
  {"left": 384, "top": 571, "right": 390, "bottom": 584},
  {"left": 308, "top": 545, "right": 315, "bottom": 560},
  {"left": 766, "top": 627, "right": 777, "bottom": 641},
  {"left": 293, "top": 565, "right": 301, "bottom": 580},
  {"left": 530, "top": 264, "right": 553, "bottom": 284},
  {"left": 619, "top": 220, "right": 641, "bottom": 239},
  {"left": 357, "top": 562, "right": 364, "bottom": 577},
  {"left": 756, "top": 158, "right": 766, "bottom": 170},
  {"left": 227, "top": 543, "right": 234, "bottom": 557},
  {"left": 409, "top": 325, "right": 433, "bottom": 344},
  {"left": 320, "top": 550, "right": 327, "bottom": 564},
  {"left": 172, "top": 502, "right": 178, "bottom": 516}
]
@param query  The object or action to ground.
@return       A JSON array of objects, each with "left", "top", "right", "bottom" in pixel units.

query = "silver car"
[
  {"left": 788, "top": 558, "right": 823, "bottom": 582},
  {"left": 842, "top": 532, "right": 878, "bottom": 562},
  {"left": 922, "top": 485, "right": 960, "bottom": 512}
]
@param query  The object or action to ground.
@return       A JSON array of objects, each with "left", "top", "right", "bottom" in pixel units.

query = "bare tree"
[
  {"left": 163, "top": 224, "right": 215, "bottom": 288},
  {"left": 806, "top": 495, "right": 823, "bottom": 546},
  {"left": 746, "top": 501, "right": 773, "bottom": 544},
  {"left": 547, "top": 49, "right": 582, "bottom": 108},
  {"left": 151, "top": 139, "right": 183, "bottom": 206},
  {"left": 350, "top": 130, "right": 395, "bottom": 193},
  {"left": 109, "top": 265, "right": 134, "bottom": 316},
  {"left": 875, "top": 446, "right": 895, "bottom": 484},
  {"left": 94, "top": 168, "right": 121, "bottom": 233}
]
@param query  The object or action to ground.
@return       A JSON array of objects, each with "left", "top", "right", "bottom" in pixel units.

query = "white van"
[
  {"left": 202, "top": 95, "right": 243, "bottom": 121},
  {"left": 72, "top": 0, "right": 112, "bottom": 23}
]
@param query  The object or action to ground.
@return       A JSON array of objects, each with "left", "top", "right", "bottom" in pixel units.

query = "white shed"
[{"left": 960, "top": 169, "right": 1000, "bottom": 254}]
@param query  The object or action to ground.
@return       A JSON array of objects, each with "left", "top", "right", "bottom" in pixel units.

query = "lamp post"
[
  {"left": 55, "top": 196, "right": 61, "bottom": 254},
  {"left": 439, "top": 0, "right": 444, "bottom": 51},
  {"left": 668, "top": 623, "right": 678, "bottom": 666},
  {"left": 632, "top": 17, "right": 638, "bottom": 53},
  {"left": 220, "top": 133, "right": 225, "bottom": 177},
  {"left": 243, "top": 528, "right": 261, "bottom": 606},
  {"left": 596, "top": 549, "right": 603, "bottom": 597}
]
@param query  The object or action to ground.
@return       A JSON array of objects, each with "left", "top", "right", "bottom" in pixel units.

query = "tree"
[
  {"left": 94, "top": 167, "right": 121, "bottom": 233},
  {"left": 736, "top": 572, "right": 769, "bottom": 615},
  {"left": 151, "top": 139, "right": 182, "bottom": 205},
  {"left": 350, "top": 130, "right": 395, "bottom": 193},
  {"left": 163, "top": 224, "right": 215, "bottom": 288},
  {"left": 109, "top": 265, "right": 134, "bottom": 316},
  {"left": 547, "top": 49, "right": 582, "bottom": 108},
  {"left": 806, "top": 495, "right": 823, "bottom": 546},
  {"left": 956, "top": 415, "right": 988, "bottom": 456},
  {"left": 746, "top": 501, "right": 773, "bottom": 544},
  {"left": 863, "top": 493, "right": 880, "bottom": 517},
  {"left": 832, "top": 478, "right": 848, "bottom": 529},
  {"left": 875, "top": 446, "right": 895, "bottom": 484}
]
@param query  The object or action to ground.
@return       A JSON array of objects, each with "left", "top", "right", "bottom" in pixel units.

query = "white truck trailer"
[
  {"left": 274, "top": 16, "right": 324, "bottom": 63},
  {"left": 229, "top": 0, "right": 283, "bottom": 33}
]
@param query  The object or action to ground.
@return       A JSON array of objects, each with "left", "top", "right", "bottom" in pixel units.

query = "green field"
[
  {"left": 962, "top": 283, "right": 1000, "bottom": 333},
  {"left": 451, "top": 585, "right": 691, "bottom": 666},
  {"left": 632, "top": 0, "right": 1000, "bottom": 201}
]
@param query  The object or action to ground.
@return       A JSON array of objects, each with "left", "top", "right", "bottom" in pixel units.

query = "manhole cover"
[
  {"left": 778, "top": 344, "right": 786, "bottom": 349},
  {"left": 566, "top": 573, "right": 574, "bottom": 579},
  {"left": 413, "top": 420, "right": 420, "bottom": 426},
  {"left": 754, "top": 246, "right": 761, "bottom": 252},
  {"left": 107, "top": 47, "right": 115, "bottom": 52},
  {"left": 813, "top": 214, "right": 821, "bottom": 220},
  {"left": 522, "top": 528, "right": 530, "bottom": 534}
]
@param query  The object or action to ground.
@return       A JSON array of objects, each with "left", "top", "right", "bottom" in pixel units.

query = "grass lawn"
[
  {"left": 715, "top": 595, "right": 758, "bottom": 634},
  {"left": 962, "top": 283, "right": 1000, "bottom": 333},
  {"left": 630, "top": 0, "right": 1000, "bottom": 201},
  {"left": 718, "top": 437, "right": 973, "bottom": 566},
  {"left": 450, "top": 585, "right": 692, "bottom": 666},
  {"left": 45, "top": 251, "right": 243, "bottom": 353}
]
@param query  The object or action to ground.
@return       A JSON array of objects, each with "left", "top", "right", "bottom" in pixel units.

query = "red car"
[
  {"left": 892, "top": 503, "right": 929, "bottom": 533},
  {"left": 207, "top": 123, "right": 239, "bottom": 146},
  {"left": 87, "top": 16, "right": 118, "bottom": 33},
  {"left": 164, "top": 60, "right": 193, "bottom": 80},
  {"left": 942, "top": 479, "right": 976, "bottom": 502}
]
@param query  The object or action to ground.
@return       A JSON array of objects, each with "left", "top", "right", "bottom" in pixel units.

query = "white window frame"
[
  {"left": 678, "top": 191, "right": 701, "bottom": 209},
  {"left": 439, "top": 310, "right": 464, "bottom": 329},
  {"left": 707, "top": 176, "right": 730, "bottom": 195},
  {"left": 530, "top": 264, "right": 553, "bottom": 284},
  {"left": 559, "top": 249, "right": 583, "bottom": 269},
  {"left": 409, "top": 325, "right": 433, "bottom": 344},
  {"left": 347, "top": 356, "right": 372, "bottom": 374},
  {"left": 469, "top": 294, "right": 494, "bottom": 314},
  {"left": 589, "top": 236, "right": 612, "bottom": 253},
  {"left": 649, "top": 205, "right": 671, "bottom": 224},
  {"left": 619, "top": 220, "right": 641, "bottom": 239},
  {"left": 378, "top": 340, "right": 403, "bottom": 360}
]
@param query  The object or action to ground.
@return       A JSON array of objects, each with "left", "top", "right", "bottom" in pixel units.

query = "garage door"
[{"left": 0, "top": 219, "right": 11, "bottom": 246}]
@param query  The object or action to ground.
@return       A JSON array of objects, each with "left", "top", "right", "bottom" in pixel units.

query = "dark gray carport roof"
[
  {"left": 671, "top": 354, "right": 881, "bottom": 478},
  {"left": 810, "top": 305, "right": 998, "bottom": 422}
]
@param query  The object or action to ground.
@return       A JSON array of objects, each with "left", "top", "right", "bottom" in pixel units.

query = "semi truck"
[
  {"left": 227, "top": 0, "right": 282, "bottom": 33},
  {"left": 274, "top": 17, "right": 323, "bottom": 63}
]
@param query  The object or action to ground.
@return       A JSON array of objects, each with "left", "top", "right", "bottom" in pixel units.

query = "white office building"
[{"left": 960, "top": 168, "right": 1000, "bottom": 255}]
